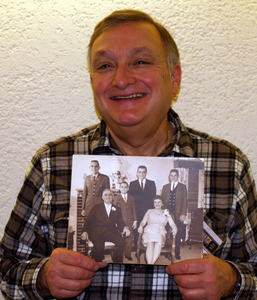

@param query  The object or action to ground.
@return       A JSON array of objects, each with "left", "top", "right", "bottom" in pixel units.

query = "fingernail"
[{"left": 94, "top": 265, "right": 99, "bottom": 272}]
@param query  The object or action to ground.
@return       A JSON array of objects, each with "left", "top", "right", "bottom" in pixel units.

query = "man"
[
  {"left": 81, "top": 189, "right": 130, "bottom": 263},
  {"left": 0, "top": 9, "right": 256, "bottom": 300},
  {"left": 114, "top": 181, "right": 137, "bottom": 260},
  {"left": 81, "top": 160, "right": 110, "bottom": 217},
  {"left": 161, "top": 169, "right": 187, "bottom": 260},
  {"left": 129, "top": 165, "right": 156, "bottom": 224},
  {"left": 129, "top": 165, "right": 156, "bottom": 247}
]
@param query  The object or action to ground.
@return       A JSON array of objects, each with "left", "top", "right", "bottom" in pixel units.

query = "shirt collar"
[{"left": 89, "top": 109, "right": 195, "bottom": 158}]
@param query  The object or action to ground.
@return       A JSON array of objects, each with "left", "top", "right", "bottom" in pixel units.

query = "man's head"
[
  {"left": 137, "top": 165, "right": 147, "bottom": 180},
  {"left": 102, "top": 188, "right": 113, "bottom": 204},
  {"left": 120, "top": 181, "right": 129, "bottom": 194},
  {"left": 90, "top": 160, "right": 100, "bottom": 175},
  {"left": 87, "top": 9, "right": 180, "bottom": 74},
  {"left": 169, "top": 169, "right": 179, "bottom": 183},
  {"left": 88, "top": 10, "right": 181, "bottom": 135}
]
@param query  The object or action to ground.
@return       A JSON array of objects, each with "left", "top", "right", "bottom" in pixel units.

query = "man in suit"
[
  {"left": 82, "top": 189, "right": 130, "bottom": 262},
  {"left": 81, "top": 160, "right": 110, "bottom": 217},
  {"left": 161, "top": 169, "right": 187, "bottom": 260},
  {"left": 129, "top": 165, "right": 156, "bottom": 245},
  {"left": 114, "top": 181, "right": 137, "bottom": 261}
]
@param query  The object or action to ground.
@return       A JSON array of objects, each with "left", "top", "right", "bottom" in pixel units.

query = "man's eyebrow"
[{"left": 93, "top": 47, "right": 155, "bottom": 61}]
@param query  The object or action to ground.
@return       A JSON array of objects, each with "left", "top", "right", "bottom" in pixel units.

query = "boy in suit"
[{"left": 114, "top": 181, "right": 137, "bottom": 261}]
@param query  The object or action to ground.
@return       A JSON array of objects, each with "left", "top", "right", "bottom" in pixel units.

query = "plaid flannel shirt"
[{"left": 1, "top": 109, "right": 257, "bottom": 299}]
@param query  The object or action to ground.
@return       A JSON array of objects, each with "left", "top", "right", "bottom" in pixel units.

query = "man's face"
[
  {"left": 120, "top": 183, "right": 129, "bottom": 194},
  {"left": 137, "top": 168, "right": 147, "bottom": 180},
  {"left": 170, "top": 172, "right": 178, "bottom": 183},
  {"left": 90, "top": 22, "right": 181, "bottom": 133},
  {"left": 102, "top": 189, "right": 113, "bottom": 204},
  {"left": 90, "top": 161, "right": 100, "bottom": 175}
]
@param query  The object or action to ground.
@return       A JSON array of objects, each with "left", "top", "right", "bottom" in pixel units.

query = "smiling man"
[
  {"left": 1, "top": 9, "right": 257, "bottom": 300},
  {"left": 81, "top": 189, "right": 130, "bottom": 263}
]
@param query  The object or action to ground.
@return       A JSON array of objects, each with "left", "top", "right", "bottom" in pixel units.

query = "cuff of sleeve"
[
  {"left": 226, "top": 261, "right": 256, "bottom": 299},
  {"left": 25, "top": 257, "right": 50, "bottom": 300}
]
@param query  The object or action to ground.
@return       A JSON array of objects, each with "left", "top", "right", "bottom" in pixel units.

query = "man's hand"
[
  {"left": 179, "top": 214, "right": 186, "bottom": 222},
  {"left": 122, "top": 227, "right": 130, "bottom": 237},
  {"left": 138, "top": 225, "right": 143, "bottom": 234},
  {"left": 166, "top": 254, "right": 239, "bottom": 300},
  {"left": 81, "top": 231, "right": 88, "bottom": 241},
  {"left": 37, "top": 248, "right": 108, "bottom": 299},
  {"left": 132, "top": 220, "right": 137, "bottom": 229}
]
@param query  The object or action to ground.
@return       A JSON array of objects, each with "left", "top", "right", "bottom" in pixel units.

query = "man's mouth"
[{"left": 111, "top": 93, "right": 145, "bottom": 100}]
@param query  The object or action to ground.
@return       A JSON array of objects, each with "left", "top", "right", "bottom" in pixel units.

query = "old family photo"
[{"left": 68, "top": 155, "right": 204, "bottom": 265}]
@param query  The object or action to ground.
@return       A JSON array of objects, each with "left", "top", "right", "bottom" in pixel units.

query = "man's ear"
[{"left": 171, "top": 64, "right": 182, "bottom": 95}]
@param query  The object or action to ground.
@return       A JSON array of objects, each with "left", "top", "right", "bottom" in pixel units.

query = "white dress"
[{"left": 141, "top": 209, "right": 171, "bottom": 247}]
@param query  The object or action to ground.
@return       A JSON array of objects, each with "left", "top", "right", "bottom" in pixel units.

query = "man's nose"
[{"left": 112, "top": 65, "right": 136, "bottom": 89}]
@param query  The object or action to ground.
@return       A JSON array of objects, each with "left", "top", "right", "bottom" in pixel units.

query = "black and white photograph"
[{"left": 68, "top": 155, "right": 204, "bottom": 265}]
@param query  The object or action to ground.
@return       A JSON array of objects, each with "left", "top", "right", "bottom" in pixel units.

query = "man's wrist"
[
  {"left": 228, "top": 266, "right": 242, "bottom": 296},
  {"left": 36, "top": 261, "right": 51, "bottom": 299}
]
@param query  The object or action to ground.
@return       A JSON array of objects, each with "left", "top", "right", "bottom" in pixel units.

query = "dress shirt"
[
  {"left": 122, "top": 193, "right": 127, "bottom": 202},
  {"left": 0, "top": 108, "right": 257, "bottom": 299},
  {"left": 104, "top": 203, "right": 112, "bottom": 217},
  {"left": 170, "top": 181, "right": 178, "bottom": 191}
]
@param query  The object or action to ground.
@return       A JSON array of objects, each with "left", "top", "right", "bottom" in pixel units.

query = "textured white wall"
[{"left": 1, "top": 0, "right": 257, "bottom": 246}]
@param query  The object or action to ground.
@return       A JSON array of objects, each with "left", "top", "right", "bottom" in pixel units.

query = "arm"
[
  {"left": 138, "top": 210, "right": 149, "bottom": 233},
  {"left": 0, "top": 151, "right": 106, "bottom": 299},
  {"left": 0, "top": 153, "right": 50, "bottom": 299},
  {"left": 166, "top": 155, "right": 257, "bottom": 299},
  {"left": 104, "top": 175, "right": 110, "bottom": 189},
  {"left": 167, "top": 213, "right": 178, "bottom": 236},
  {"left": 179, "top": 183, "right": 187, "bottom": 221},
  {"left": 81, "top": 177, "right": 89, "bottom": 215},
  {"left": 131, "top": 196, "right": 138, "bottom": 229}
]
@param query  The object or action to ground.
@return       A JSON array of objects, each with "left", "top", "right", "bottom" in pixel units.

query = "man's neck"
[{"left": 107, "top": 120, "right": 174, "bottom": 156}]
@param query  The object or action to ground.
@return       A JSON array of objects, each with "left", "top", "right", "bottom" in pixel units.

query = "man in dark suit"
[
  {"left": 82, "top": 189, "right": 130, "bottom": 262},
  {"left": 81, "top": 160, "right": 110, "bottom": 217},
  {"left": 161, "top": 169, "right": 187, "bottom": 260},
  {"left": 129, "top": 165, "right": 156, "bottom": 245},
  {"left": 114, "top": 181, "right": 137, "bottom": 261}
]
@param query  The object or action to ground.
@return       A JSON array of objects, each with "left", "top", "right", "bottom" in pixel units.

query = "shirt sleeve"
[
  {"left": 0, "top": 153, "right": 51, "bottom": 299},
  {"left": 224, "top": 155, "right": 257, "bottom": 299}
]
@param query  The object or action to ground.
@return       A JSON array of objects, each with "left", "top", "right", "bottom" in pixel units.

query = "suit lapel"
[{"left": 100, "top": 203, "right": 109, "bottom": 221}]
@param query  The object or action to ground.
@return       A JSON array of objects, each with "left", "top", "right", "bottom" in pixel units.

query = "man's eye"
[
  {"left": 97, "top": 64, "right": 111, "bottom": 70},
  {"left": 136, "top": 61, "right": 149, "bottom": 65}
]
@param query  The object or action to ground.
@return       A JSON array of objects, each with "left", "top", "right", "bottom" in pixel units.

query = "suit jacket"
[
  {"left": 129, "top": 179, "right": 156, "bottom": 221},
  {"left": 83, "top": 203, "right": 126, "bottom": 238},
  {"left": 161, "top": 182, "right": 187, "bottom": 220},
  {"left": 113, "top": 194, "right": 137, "bottom": 227},
  {"left": 82, "top": 173, "right": 110, "bottom": 216}
]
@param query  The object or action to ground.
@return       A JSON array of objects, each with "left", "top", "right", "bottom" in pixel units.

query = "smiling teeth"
[{"left": 115, "top": 94, "right": 143, "bottom": 99}]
